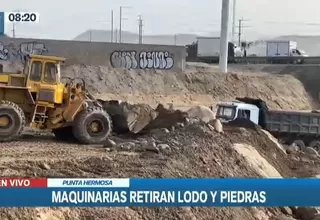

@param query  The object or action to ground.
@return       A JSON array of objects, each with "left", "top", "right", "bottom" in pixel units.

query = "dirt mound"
[
  {"left": 226, "top": 118, "right": 261, "bottom": 130},
  {"left": 0, "top": 121, "right": 319, "bottom": 219}
]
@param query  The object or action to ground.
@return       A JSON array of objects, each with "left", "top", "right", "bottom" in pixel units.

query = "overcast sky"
[{"left": 3, "top": 0, "right": 320, "bottom": 40}]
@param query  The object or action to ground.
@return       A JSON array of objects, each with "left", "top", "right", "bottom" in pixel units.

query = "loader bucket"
[
  {"left": 98, "top": 100, "right": 158, "bottom": 134},
  {"left": 140, "top": 104, "right": 188, "bottom": 133},
  {"left": 98, "top": 100, "right": 188, "bottom": 134}
]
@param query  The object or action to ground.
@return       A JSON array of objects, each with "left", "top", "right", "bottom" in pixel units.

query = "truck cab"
[
  {"left": 291, "top": 48, "right": 308, "bottom": 57},
  {"left": 216, "top": 101, "right": 260, "bottom": 124}
]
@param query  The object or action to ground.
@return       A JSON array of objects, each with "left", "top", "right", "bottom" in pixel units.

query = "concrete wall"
[{"left": 0, "top": 36, "right": 186, "bottom": 71}]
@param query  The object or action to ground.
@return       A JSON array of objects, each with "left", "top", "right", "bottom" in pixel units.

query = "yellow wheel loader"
[{"left": 0, "top": 54, "right": 112, "bottom": 144}]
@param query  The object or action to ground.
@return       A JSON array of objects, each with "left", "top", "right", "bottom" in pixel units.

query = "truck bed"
[{"left": 265, "top": 110, "right": 320, "bottom": 135}]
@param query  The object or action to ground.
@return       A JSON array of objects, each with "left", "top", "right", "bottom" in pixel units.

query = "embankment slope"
[
  {"left": 1, "top": 61, "right": 312, "bottom": 110},
  {"left": 67, "top": 63, "right": 312, "bottom": 110},
  {"left": 227, "top": 64, "right": 320, "bottom": 108}
]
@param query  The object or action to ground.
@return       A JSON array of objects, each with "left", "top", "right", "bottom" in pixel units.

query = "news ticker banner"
[
  {"left": 1, "top": 178, "right": 320, "bottom": 207},
  {"left": 0, "top": 11, "right": 40, "bottom": 35}
]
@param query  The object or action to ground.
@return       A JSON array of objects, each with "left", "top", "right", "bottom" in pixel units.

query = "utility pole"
[
  {"left": 138, "top": 15, "right": 143, "bottom": 44},
  {"left": 219, "top": 0, "right": 230, "bottom": 73},
  {"left": 119, "top": 6, "right": 122, "bottom": 43},
  {"left": 12, "top": 9, "right": 20, "bottom": 38},
  {"left": 174, "top": 34, "right": 177, "bottom": 45},
  {"left": 232, "top": 0, "right": 236, "bottom": 43},
  {"left": 115, "top": 28, "right": 118, "bottom": 43},
  {"left": 119, "top": 6, "right": 132, "bottom": 43},
  {"left": 12, "top": 23, "right": 15, "bottom": 38},
  {"left": 111, "top": 10, "right": 114, "bottom": 43},
  {"left": 238, "top": 19, "right": 242, "bottom": 46},
  {"left": 237, "top": 18, "right": 250, "bottom": 47}
]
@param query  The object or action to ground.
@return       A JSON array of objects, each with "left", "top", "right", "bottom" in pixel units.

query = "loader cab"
[
  {"left": 24, "top": 54, "right": 66, "bottom": 105},
  {"left": 216, "top": 101, "right": 260, "bottom": 124}
]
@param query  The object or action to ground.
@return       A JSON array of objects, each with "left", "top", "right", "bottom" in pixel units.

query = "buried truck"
[{"left": 215, "top": 97, "right": 320, "bottom": 151}]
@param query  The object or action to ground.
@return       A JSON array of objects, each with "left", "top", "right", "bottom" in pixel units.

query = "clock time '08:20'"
[{"left": 8, "top": 12, "right": 37, "bottom": 22}]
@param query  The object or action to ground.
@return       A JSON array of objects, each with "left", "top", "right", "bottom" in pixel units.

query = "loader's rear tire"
[
  {"left": 53, "top": 126, "right": 76, "bottom": 142},
  {"left": 72, "top": 107, "right": 112, "bottom": 144},
  {"left": 0, "top": 100, "right": 25, "bottom": 142}
]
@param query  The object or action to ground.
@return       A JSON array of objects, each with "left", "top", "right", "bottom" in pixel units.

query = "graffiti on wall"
[
  {"left": 0, "top": 41, "right": 48, "bottom": 62},
  {"left": 110, "top": 50, "right": 174, "bottom": 70}
]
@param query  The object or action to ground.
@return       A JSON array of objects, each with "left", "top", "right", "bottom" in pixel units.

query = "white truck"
[
  {"left": 197, "top": 37, "right": 220, "bottom": 57},
  {"left": 265, "top": 40, "right": 308, "bottom": 64},
  {"left": 266, "top": 40, "right": 308, "bottom": 57},
  {"left": 215, "top": 97, "right": 320, "bottom": 152},
  {"left": 196, "top": 37, "right": 242, "bottom": 63}
]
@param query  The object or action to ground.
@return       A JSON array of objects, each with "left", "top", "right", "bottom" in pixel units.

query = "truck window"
[
  {"left": 30, "top": 61, "right": 42, "bottom": 81},
  {"left": 216, "top": 106, "right": 236, "bottom": 120},
  {"left": 44, "top": 62, "right": 57, "bottom": 83},
  {"left": 238, "top": 109, "right": 251, "bottom": 119}
]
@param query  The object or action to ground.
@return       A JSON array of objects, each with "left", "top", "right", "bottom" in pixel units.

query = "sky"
[{"left": 3, "top": 0, "right": 320, "bottom": 40}]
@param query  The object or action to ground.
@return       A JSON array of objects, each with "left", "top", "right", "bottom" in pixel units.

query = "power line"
[{"left": 262, "top": 21, "right": 320, "bottom": 26}]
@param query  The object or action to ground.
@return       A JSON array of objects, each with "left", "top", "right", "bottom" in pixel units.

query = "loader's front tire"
[
  {"left": 72, "top": 107, "right": 112, "bottom": 144},
  {"left": 0, "top": 100, "right": 25, "bottom": 142}
]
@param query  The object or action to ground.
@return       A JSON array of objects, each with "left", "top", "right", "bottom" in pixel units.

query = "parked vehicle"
[{"left": 215, "top": 97, "right": 320, "bottom": 151}]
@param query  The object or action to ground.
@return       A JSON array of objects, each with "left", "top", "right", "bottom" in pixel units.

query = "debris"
[
  {"left": 103, "top": 138, "right": 117, "bottom": 148},
  {"left": 200, "top": 156, "right": 207, "bottom": 164},
  {"left": 39, "top": 163, "right": 50, "bottom": 170},
  {"left": 145, "top": 142, "right": 160, "bottom": 153},
  {"left": 305, "top": 147, "right": 319, "bottom": 156},
  {"left": 207, "top": 124, "right": 215, "bottom": 131},
  {"left": 118, "top": 142, "right": 136, "bottom": 151},
  {"left": 157, "top": 144, "right": 170, "bottom": 151},
  {"left": 294, "top": 207, "right": 319, "bottom": 220},
  {"left": 284, "top": 145, "right": 299, "bottom": 154},
  {"left": 176, "top": 123, "right": 184, "bottom": 128},
  {"left": 280, "top": 207, "right": 293, "bottom": 216},
  {"left": 209, "top": 119, "right": 223, "bottom": 133},
  {"left": 273, "top": 215, "right": 297, "bottom": 220},
  {"left": 186, "top": 105, "right": 216, "bottom": 123}
]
